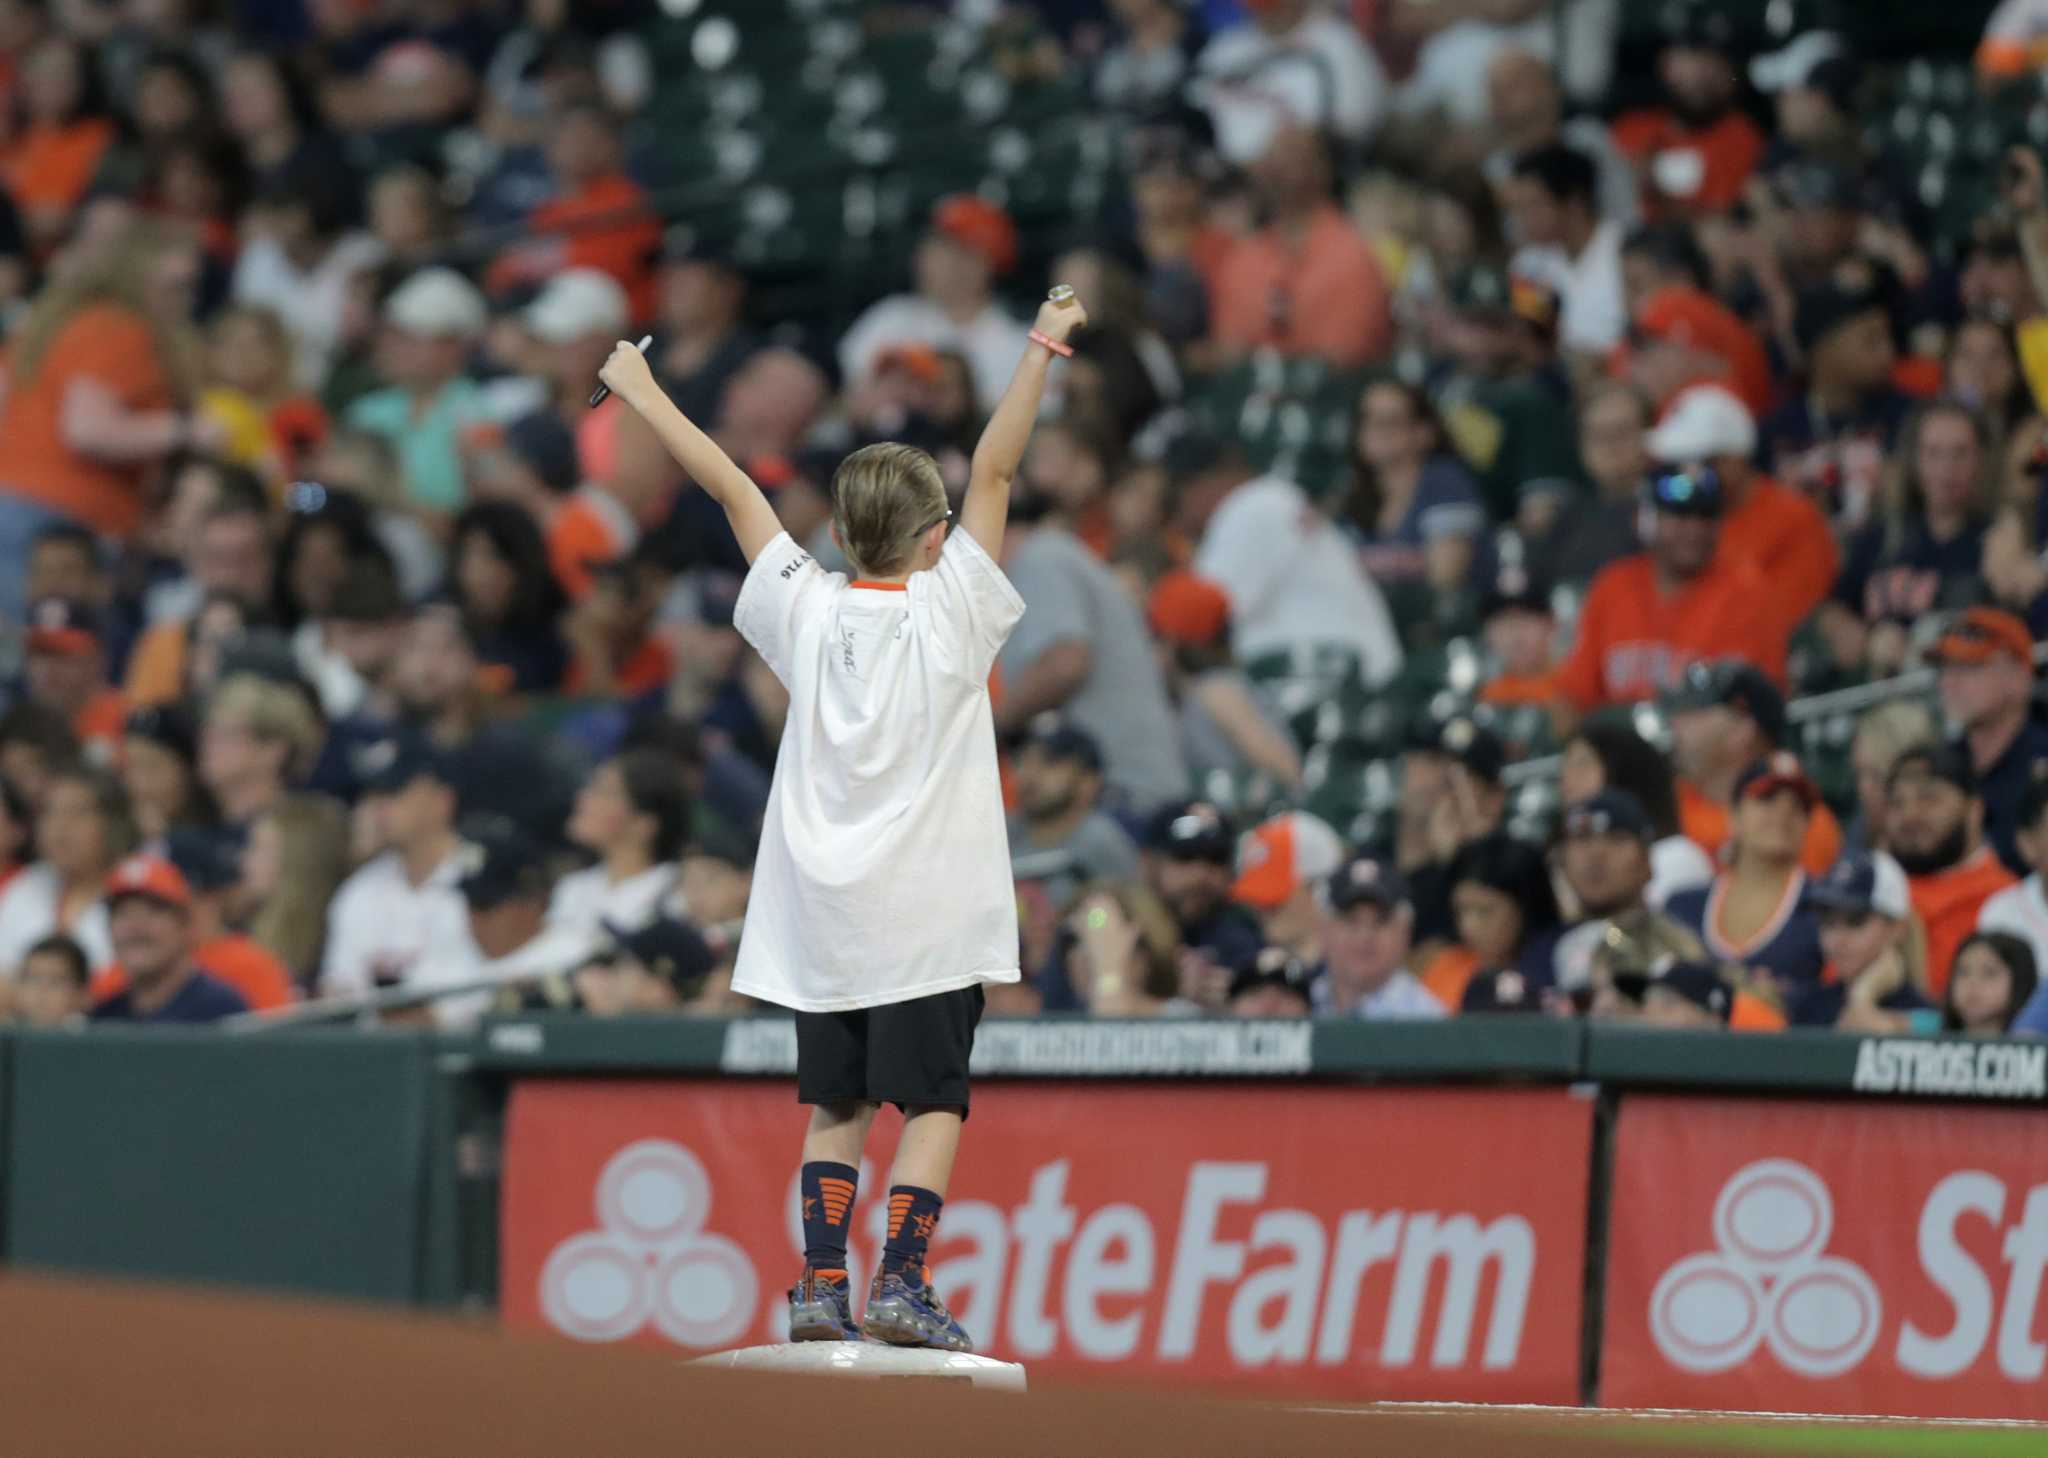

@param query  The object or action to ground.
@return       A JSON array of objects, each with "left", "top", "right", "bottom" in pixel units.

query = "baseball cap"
[
  {"left": 1021, "top": 717, "right": 1104, "bottom": 776},
  {"left": 1647, "top": 384, "right": 1757, "bottom": 464},
  {"left": 359, "top": 735, "right": 453, "bottom": 797},
  {"left": 1773, "top": 157, "right": 1860, "bottom": 212},
  {"left": 104, "top": 853, "right": 193, "bottom": 914},
  {"left": 598, "top": 916, "right": 716, "bottom": 994},
  {"left": 456, "top": 818, "right": 551, "bottom": 909},
  {"left": 125, "top": 704, "right": 196, "bottom": 761},
  {"left": 660, "top": 225, "right": 739, "bottom": 273},
  {"left": 1231, "top": 811, "right": 1347, "bottom": 911},
  {"left": 1733, "top": 750, "right": 1821, "bottom": 811},
  {"left": 384, "top": 267, "right": 488, "bottom": 338},
  {"left": 1805, "top": 850, "right": 1911, "bottom": 920},
  {"left": 163, "top": 826, "right": 242, "bottom": 894},
  {"left": 1436, "top": 716, "right": 1506, "bottom": 785},
  {"left": 1146, "top": 571, "right": 1231, "bottom": 648},
  {"left": 1643, "top": 465, "right": 1726, "bottom": 518},
  {"left": 1614, "top": 959, "right": 1733, "bottom": 1022},
  {"left": 1324, "top": 852, "right": 1410, "bottom": 913},
  {"left": 1794, "top": 279, "right": 1887, "bottom": 353},
  {"left": 1481, "top": 561, "right": 1551, "bottom": 620},
  {"left": 503, "top": 412, "right": 581, "bottom": 494},
  {"left": 1630, "top": 284, "right": 1772, "bottom": 417},
  {"left": 526, "top": 267, "right": 630, "bottom": 345},
  {"left": 1750, "top": 29, "right": 1848, "bottom": 92},
  {"left": 1145, "top": 801, "right": 1235, "bottom": 865},
  {"left": 1461, "top": 966, "right": 1535, "bottom": 1015},
  {"left": 1926, "top": 607, "right": 2035, "bottom": 669},
  {"left": 1659, "top": 1, "right": 1738, "bottom": 50},
  {"left": 1227, "top": 946, "right": 1316, "bottom": 1003},
  {"left": 928, "top": 194, "right": 1018, "bottom": 276},
  {"left": 1663, "top": 659, "right": 1787, "bottom": 745},
  {"left": 1888, "top": 740, "right": 1977, "bottom": 798},
  {"left": 1562, "top": 789, "right": 1654, "bottom": 843},
  {"left": 23, "top": 596, "right": 101, "bottom": 656}
]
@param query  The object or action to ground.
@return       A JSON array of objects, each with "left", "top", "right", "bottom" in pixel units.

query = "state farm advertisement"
[
  {"left": 1604, "top": 1095, "right": 2048, "bottom": 1419},
  {"left": 500, "top": 1081, "right": 1594, "bottom": 1401}
]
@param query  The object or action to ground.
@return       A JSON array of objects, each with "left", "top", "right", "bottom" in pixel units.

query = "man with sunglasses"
[{"left": 1553, "top": 464, "right": 1789, "bottom": 728}]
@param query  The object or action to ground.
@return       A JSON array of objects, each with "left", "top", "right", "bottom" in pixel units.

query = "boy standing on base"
[{"left": 598, "top": 288, "right": 1087, "bottom": 1352}]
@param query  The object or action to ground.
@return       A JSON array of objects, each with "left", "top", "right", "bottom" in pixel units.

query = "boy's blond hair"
[{"left": 830, "top": 443, "right": 948, "bottom": 577}]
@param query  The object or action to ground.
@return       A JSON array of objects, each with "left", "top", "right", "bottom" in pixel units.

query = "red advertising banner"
[
  {"left": 1604, "top": 1095, "right": 2048, "bottom": 1419},
  {"left": 500, "top": 1081, "right": 1593, "bottom": 1402}
]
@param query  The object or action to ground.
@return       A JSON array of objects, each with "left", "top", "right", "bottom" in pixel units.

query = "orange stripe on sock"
[
  {"left": 821, "top": 1201, "right": 850, "bottom": 1223},
  {"left": 818, "top": 1178, "right": 855, "bottom": 1198}
]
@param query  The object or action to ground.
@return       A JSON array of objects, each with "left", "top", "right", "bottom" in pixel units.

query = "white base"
[{"left": 691, "top": 1342, "right": 1026, "bottom": 1391}]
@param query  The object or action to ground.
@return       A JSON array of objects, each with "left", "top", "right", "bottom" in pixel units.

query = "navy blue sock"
[
  {"left": 881, "top": 1185, "right": 943, "bottom": 1277},
  {"left": 800, "top": 1161, "right": 858, "bottom": 1275}
]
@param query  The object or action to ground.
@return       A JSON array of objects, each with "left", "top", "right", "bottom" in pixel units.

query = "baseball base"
[{"left": 692, "top": 1342, "right": 1027, "bottom": 1391}]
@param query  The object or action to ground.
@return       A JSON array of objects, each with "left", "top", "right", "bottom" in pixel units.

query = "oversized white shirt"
[
  {"left": 0, "top": 863, "right": 113, "bottom": 975},
  {"left": 731, "top": 529, "right": 1025, "bottom": 1012},
  {"left": 319, "top": 845, "right": 486, "bottom": 1028}
]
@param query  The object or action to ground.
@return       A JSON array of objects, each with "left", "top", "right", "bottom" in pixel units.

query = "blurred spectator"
[
  {"left": 366, "top": 165, "right": 451, "bottom": 270},
  {"left": 92, "top": 827, "right": 293, "bottom": 1012},
  {"left": 272, "top": 485, "right": 386, "bottom": 635},
  {"left": 1405, "top": 716, "right": 1509, "bottom": 946},
  {"left": 1230, "top": 810, "right": 1344, "bottom": 960},
  {"left": 0, "top": 701, "right": 78, "bottom": 813},
  {"left": 1524, "top": 381, "right": 1647, "bottom": 586},
  {"left": 1647, "top": 384, "right": 1838, "bottom": 634},
  {"left": 88, "top": 853, "right": 248, "bottom": 1024},
  {"left": 231, "top": 153, "right": 382, "bottom": 391},
  {"left": 1946, "top": 318, "right": 2031, "bottom": 437},
  {"left": 0, "top": 763, "right": 131, "bottom": 974},
  {"left": 550, "top": 750, "right": 686, "bottom": 941},
  {"left": 522, "top": 266, "right": 631, "bottom": 457},
  {"left": 197, "top": 304, "right": 330, "bottom": 479},
  {"left": 1845, "top": 699, "right": 1941, "bottom": 857},
  {"left": 1887, "top": 742, "right": 2019, "bottom": 997},
  {"left": 199, "top": 674, "right": 323, "bottom": 829},
  {"left": 839, "top": 195, "right": 1027, "bottom": 411},
  {"left": 997, "top": 501, "right": 1188, "bottom": 809},
  {"left": 1432, "top": 263, "right": 1579, "bottom": 522},
  {"left": 1019, "top": 414, "right": 1119, "bottom": 556},
  {"left": 219, "top": 49, "right": 353, "bottom": 218},
  {"left": 120, "top": 705, "right": 210, "bottom": 841},
  {"left": 0, "top": 33, "right": 115, "bottom": 251},
  {"left": 13, "top": 933, "right": 91, "bottom": 1027},
  {"left": 1310, "top": 852, "right": 1444, "bottom": 1020},
  {"left": 238, "top": 794, "right": 350, "bottom": 985},
  {"left": 1481, "top": 47, "right": 1636, "bottom": 225},
  {"left": 135, "top": 455, "right": 268, "bottom": 627},
  {"left": 1227, "top": 947, "right": 1316, "bottom": 1019},
  {"left": 1943, "top": 931, "right": 2039, "bottom": 1036},
  {"left": 1127, "top": 128, "right": 1232, "bottom": 348},
  {"left": 1610, "top": 5, "right": 1765, "bottom": 218},
  {"left": 1624, "top": 279, "right": 1773, "bottom": 418},
  {"left": 573, "top": 917, "right": 721, "bottom": 1017},
  {"left": 509, "top": 96, "right": 658, "bottom": 317},
  {"left": 21, "top": 597, "right": 124, "bottom": 761},
  {"left": 1193, "top": 0, "right": 1386, "bottom": 165},
  {"left": 1793, "top": 851, "right": 1935, "bottom": 1032},
  {"left": 1763, "top": 278, "right": 1909, "bottom": 526},
  {"left": 1145, "top": 570, "right": 1303, "bottom": 792},
  {"left": 1549, "top": 790, "right": 1658, "bottom": 993},
  {"left": 1558, "top": 716, "right": 1713, "bottom": 906},
  {"left": 1554, "top": 465, "right": 1787, "bottom": 718},
  {"left": 299, "top": 564, "right": 407, "bottom": 721},
  {"left": 1979, "top": 778, "right": 2048, "bottom": 972},
  {"left": 562, "top": 547, "right": 675, "bottom": 699},
  {"left": 1141, "top": 801, "right": 1263, "bottom": 976},
  {"left": 1507, "top": 143, "right": 1625, "bottom": 355},
  {"left": 344, "top": 267, "right": 493, "bottom": 517},
  {"left": 1474, "top": 562, "right": 1559, "bottom": 732},
  {"left": 1926, "top": 608, "right": 2048, "bottom": 875},
  {"left": 655, "top": 236, "right": 758, "bottom": 424},
  {"left": 450, "top": 504, "right": 569, "bottom": 693},
  {"left": 1008, "top": 720, "right": 1141, "bottom": 942},
  {"left": 460, "top": 817, "right": 554, "bottom": 964},
  {"left": 1425, "top": 832, "right": 1562, "bottom": 1013},
  {"left": 1666, "top": 660, "right": 1842, "bottom": 877},
  {"left": 1173, "top": 431, "right": 1403, "bottom": 686},
  {"left": 1669, "top": 751, "right": 1828, "bottom": 996},
  {"left": 1094, "top": 0, "right": 1202, "bottom": 118},
  {"left": 1616, "top": 959, "right": 1736, "bottom": 1030},
  {"left": 0, "top": 223, "right": 207, "bottom": 621},
  {"left": 1063, "top": 883, "right": 1182, "bottom": 1018},
  {"left": 127, "top": 486, "right": 275, "bottom": 706},
  {"left": 1209, "top": 126, "right": 1391, "bottom": 366},
  {"left": 1341, "top": 378, "right": 1490, "bottom": 598}
]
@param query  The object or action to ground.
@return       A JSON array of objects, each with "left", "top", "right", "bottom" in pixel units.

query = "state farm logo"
[
  {"left": 1651, "top": 1159, "right": 1881, "bottom": 1378},
  {"left": 540, "top": 1140, "right": 758, "bottom": 1347}
]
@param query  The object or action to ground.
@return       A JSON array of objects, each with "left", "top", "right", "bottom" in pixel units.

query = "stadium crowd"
[{"left": 0, "top": 0, "right": 2046, "bottom": 1040}]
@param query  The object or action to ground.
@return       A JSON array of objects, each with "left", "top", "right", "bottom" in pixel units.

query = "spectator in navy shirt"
[
  {"left": 1666, "top": 753, "right": 1826, "bottom": 995},
  {"left": 1927, "top": 607, "right": 2048, "bottom": 876},
  {"left": 1341, "top": 378, "right": 1492, "bottom": 610},
  {"left": 90, "top": 854, "right": 250, "bottom": 1024},
  {"left": 1791, "top": 850, "right": 1935, "bottom": 1032}
]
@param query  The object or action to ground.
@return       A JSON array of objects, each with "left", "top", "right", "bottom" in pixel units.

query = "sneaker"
[
  {"left": 787, "top": 1266, "right": 860, "bottom": 1342},
  {"left": 860, "top": 1266, "right": 973, "bottom": 1352}
]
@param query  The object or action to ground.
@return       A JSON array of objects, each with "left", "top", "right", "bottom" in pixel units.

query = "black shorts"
[{"left": 794, "top": 984, "right": 986, "bottom": 1118}]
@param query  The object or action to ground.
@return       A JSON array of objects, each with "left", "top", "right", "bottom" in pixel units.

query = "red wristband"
[{"left": 1028, "top": 329, "right": 1073, "bottom": 358}]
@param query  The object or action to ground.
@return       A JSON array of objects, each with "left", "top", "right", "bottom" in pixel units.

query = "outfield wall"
[{"left": 5, "top": 1018, "right": 2046, "bottom": 1419}]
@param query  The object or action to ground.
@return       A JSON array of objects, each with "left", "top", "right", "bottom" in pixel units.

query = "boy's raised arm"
[
  {"left": 959, "top": 290, "right": 1088, "bottom": 559},
  {"left": 598, "top": 340, "right": 785, "bottom": 565}
]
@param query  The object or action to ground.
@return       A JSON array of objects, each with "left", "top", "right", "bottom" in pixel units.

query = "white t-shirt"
[
  {"left": 0, "top": 863, "right": 112, "bottom": 975},
  {"left": 837, "top": 296, "right": 1029, "bottom": 412},
  {"left": 1512, "top": 219, "right": 1627, "bottom": 355},
  {"left": 320, "top": 845, "right": 486, "bottom": 1028},
  {"left": 731, "top": 529, "right": 1026, "bottom": 1012},
  {"left": 547, "top": 861, "right": 679, "bottom": 939},
  {"left": 1649, "top": 834, "right": 1716, "bottom": 909},
  {"left": 1197, "top": 12, "right": 1388, "bottom": 164},
  {"left": 1194, "top": 476, "right": 1404, "bottom": 685},
  {"left": 1979, "top": 875, "right": 2048, "bottom": 976}
]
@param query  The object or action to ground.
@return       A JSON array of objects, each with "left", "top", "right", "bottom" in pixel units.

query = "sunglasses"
[
  {"left": 1648, "top": 468, "right": 1723, "bottom": 516},
  {"left": 912, "top": 506, "right": 953, "bottom": 539}
]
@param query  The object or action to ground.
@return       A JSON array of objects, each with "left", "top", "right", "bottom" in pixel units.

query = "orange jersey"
[
  {"left": 1611, "top": 109, "right": 1767, "bottom": 217},
  {"left": 1716, "top": 477, "right": 1839, "bottom": 632},
  {"left": 547, "top": 488, "right": 635, "bottom": 602},
  {"left": 1420, "top": 945, "right": 1481, "bottom": 1013},
  {"left": 1677, "top": 780, "right": 1843, "bottom": 879},
  {"left": 1909, "top": 849, "right": 2019, "bottom": 998},
  {"left": 1210, "top": 205, "right": 1392, "bottom": 366},
  {"left": 528, "top": 175, "right": 661, "bottom": 320},
  {"left": 94, "top": 934, "right": 296, "bottom": 1013},
  {"left": 1555, "top": 555, "right": 1788, "bottom": 712}
]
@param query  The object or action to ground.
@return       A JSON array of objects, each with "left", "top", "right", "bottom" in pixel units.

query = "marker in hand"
[{"left": 589, "top": 334, "right": 654, "bottom": 407}]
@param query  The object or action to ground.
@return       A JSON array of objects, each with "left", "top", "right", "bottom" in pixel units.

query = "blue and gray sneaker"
[
  {"left": 861, "top": 1266, "right": 973, "bottom": 1352},
  {"left": 787, "top": 1267, "right": 860, "bottom": 1342}
]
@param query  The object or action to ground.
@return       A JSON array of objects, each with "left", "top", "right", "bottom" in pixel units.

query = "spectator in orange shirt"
[
  {"left": 1610, "top": 6, "right": 1766, "bottom": 218},
  {"left": 500, "top": 97, "right": 659, "bottom": 320},
  {"left": 1622, "top": 276, "right": 1774, "bottom": 419},
  {"left": 1553, "top": 465, "right": 1788, "bottom": 720},
  {"left": 0, "top": 34, "right": 115, "bottom": 251},
  {"left": 1886, "top": 742, "right": 2019, "bottom": 996},
  {"left": 91, "top": 828, "right": 295, "bottom": 1011},
  {"left": 563, "top": 546, "right": 676, "bottom": 700},
  {"left": 548, "top": 392, "right": 685, "bottom": 603},
  {"left": 1210, "top": 125, "right": 1391, "bottom": 367},
  {"left": 1477, "top": 562, "right": 1559, "bottom": 712},
  {"left": 1646, "top": 383, "right": 1838, "bottom": 633},
  {"left": 20, "top": 597, "right": 125, "bottom": 764},
  {"left": 1667, "top": 659, "right": 1842, "bottom": 877}
]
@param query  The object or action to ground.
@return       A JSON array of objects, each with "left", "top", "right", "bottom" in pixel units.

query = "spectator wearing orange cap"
[
  {"left": 20, "top": 596, "right": 126, "bottom": 763},
  {"left": 1929, "top": 607, "right": 2048, "bottom": 875},
  {"left": 1666, "top": 659, "right": 1842, "bottom": 877},
  {"left": 838, "top": 194, "right": 1028, "bottom": 411},
  {"left": 1647, "top": 383, "right": 1838, "bottom": 635},
  {"left": 1623, "top": 281, "right": 1773, "bottom": 418},
  {"left": 88, "top": 854, "right": 249, "bottom": 1024},
  {"left": 91, "top": 829, "right": 295, "bottom": 1013},
  {"left": 1147, "top": 569, "right": 1304, "bottom": 794},
  {"left": 1210, "top": 125, "right": 1391, "bottom": 368},
  {"left": 1231, "top": 811, "right": 1346, "bottom": 961}
]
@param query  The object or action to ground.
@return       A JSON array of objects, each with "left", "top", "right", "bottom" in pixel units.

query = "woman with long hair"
[
  {"left": 1664, "top": 753, "right": 1826, "bottom": 992},
  {"left": 1419, "top": 832, "right": 1563, "bottom": 1012},
  {"left": 1342, "top": 378, "right": 1491, "bottom": 600},
  {"left": 1792, "top": 851, "right": 1936, "bottom": 1032},
  {"left": 239, "top": 793, "right": 350, "bottom": 986},
  {"left": 1558, "top": 714, "right": 1714, "bottom": 906},
  {"left": 121, "top": 705, "right": 215, "bottom": 842},
  {"left": 0, "top": 220, "right": 209, "bottom": 622},
  {"left": 551, "top": 749, "right": 691, "bottom": 938},
  {"left": 0, "top": 764, "right": 136, "bottom": 975},
  {"left": 1944, "top": 931, "right": 2040, "bottom": 1037},
  {"left": 450, "top": 502, "right": 569, "bottom": 693}
]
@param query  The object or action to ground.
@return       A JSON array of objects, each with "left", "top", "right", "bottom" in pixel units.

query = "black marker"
[{"left": 589, "top": 334, "right": 654, "bottom": 407}]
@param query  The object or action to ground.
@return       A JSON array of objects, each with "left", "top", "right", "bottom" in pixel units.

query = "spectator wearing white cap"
[
  {"left": 526, "top": 267, "right": 630, "bottom": 424},
  {"left": 1231, "top": 810, "right": 1346, "bottom": 961},
  {"left": 1647, "top": 382, "right": 1838, "bottom": 634},
  {"left": 343, "top": 267, "right": 493, "bottom": 518}
]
